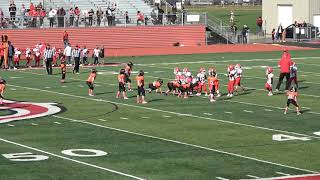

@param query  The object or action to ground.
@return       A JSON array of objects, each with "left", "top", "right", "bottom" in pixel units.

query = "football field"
[{"left": 1, "top": 50, "right": 320, "bottom": 180}]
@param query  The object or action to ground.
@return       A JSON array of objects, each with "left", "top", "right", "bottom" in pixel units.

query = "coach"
[{"left": 275, "top": 49, "right": 292, "bottom": 91}]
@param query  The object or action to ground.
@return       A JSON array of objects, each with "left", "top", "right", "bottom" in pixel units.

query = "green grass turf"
[
  {"left": 1, "top": 49, "right": 320, "bottom": 179},
  {"left": 187, "top": 5, "right": 262, "bottom": 33}
]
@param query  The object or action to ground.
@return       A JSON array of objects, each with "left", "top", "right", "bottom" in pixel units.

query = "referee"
[
  {"left": 72, "top": 45, "right": 81, "bottom": 74},
  {"left": 44, "top": 44, "right": 54, "bottom": 75}
]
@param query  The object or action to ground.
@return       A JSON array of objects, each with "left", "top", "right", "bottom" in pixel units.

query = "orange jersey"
[
  {"left": 0, "top": 84, "right": 5, "bottom": 93},
  {"left": 87, "top": 73, "right": 96, "bottom": 82},
  {"left": 118, "top": 74, "right": 125, "bottom": 83},
  {"left": 135, "top": 76, "right": 144, "bottom": 86},
  {"left": 153, "top": 81, "right": 161, "bottom": 88},
  {"left": 287, "top": 91, "right": 298, "bottom": 100},
  {"left": 173, "top": 80, "right": 180, "bottom": 88},
  {"left": 208, "top": 76, "right": 217, "bottom": 86}
]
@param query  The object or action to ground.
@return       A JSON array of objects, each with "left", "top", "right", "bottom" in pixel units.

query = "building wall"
[
  {"left": 263, "top": 0, "right": 310, "bottom": 34},
  {"left": 310, "top": 0, "right": 320, "bottom": 25}
]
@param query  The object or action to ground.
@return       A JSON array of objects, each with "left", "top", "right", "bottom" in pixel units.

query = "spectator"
[
  {"left": 106, "top": 7, "right": 113, "bottom": 26},
  {"left": 0, "top": 42, "right": 4, "bottom": 68},
  {"left": 96, "top": 8, "right": 103, "bottom": 26},
  {"left": 88, "top": 9, "right": 94, "bottom": 26},
  {"left": 72, "top": 45, "right": 81, "bottom": 74},
  {"left": 230, "top": 23, "right": 237, "bottom": 37},
  {"left": 63, "top": 30, "right": 69, "bottom": 48},
  {"left": 48, "top": 8, "right": 56, "bottom": 28},
  {"left": 19, "top": 4, "right": 26, "bottom": 26},
  {"left": 0, "top": 8, "right": 4, "bottom": 28},
  {"left": 171, "top": 5, "right": 177, "bottom": 24},
  {"left": 39, "top": 8, "right": 46, "bottom": 27},
  {"left": 93, "top": 46, "right": 100, "bottom": 65},
  {"left": 241, "top": 25, "right": 250, "bottom": 44},
  {"left": 36, "top": 2, "right": 43, "bottom": 12},
  {"left": 69, "top": 8, "right": 74, "bottom": 26},
  {"left": 29, "top": 3, "right": 35, "bottom": 12},
  {"left": 8, "top": 41, "right": 15, "bottom": 69},
  {"left": 230, "top": 10, "right": 234, "bottom": 23},
  {"left": 276, "top": 49, "right": 292, "bottom": 91},
  {"left": 64, "top": 43, "right": 72, "bottom": 66},
  {"left": 44, "top": 44, "right": 54, "bottom": 75},
  {"left": 9, "top": 1, "right": 17, "bottom": 24},
  {"left": 276, "top": 24, "right": 283, "bottom": 42},
  {"left": 282, "top": 29, "right": 287, "bottom": 43},
  {"left": 271, "top": 28, "right": 275, "bottom": 43},
  {"left": 125, "top": 11, "right": 130, "bottom": 24},
  {"left": 57, "top": 7, "right": 66, "bottom": 27},
  {"left": 256, "top": 16, "right": 263, "bottom": 35},
  {"left": 137, "top": 11, "right": 144, "bottom": 25},
  {"left": 158, "top": 6, "right": 164, "bottom": 25},
  {"left": 74, "top": 7, "right": 80, "bottom": 27},
  {"left": 99, "top": 46, "right": 105, "bottom": 64}
]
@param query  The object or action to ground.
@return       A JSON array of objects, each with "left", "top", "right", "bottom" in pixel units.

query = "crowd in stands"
[{"left": 0, "top": 0, "right": 187, "bottom": 28}]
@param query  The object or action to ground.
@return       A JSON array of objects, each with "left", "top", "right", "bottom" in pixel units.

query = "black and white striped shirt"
[
  {"left": 72, "top": 49, "right": 81, "bottom": 58},
  {"left": 44, "top": 48, "right": 54, "bottom": 59}
]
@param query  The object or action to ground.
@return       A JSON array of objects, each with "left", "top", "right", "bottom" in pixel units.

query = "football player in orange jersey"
[
  {"left": 166, "top": 80, "right": 180, "bottom": 95},
  {"left": 148, "top": 79, "right": 163, "bottom": 93},
  {"left": 86, "top": 69, "right": 97, "bottom": 96},
  {"left": 0, "top": 78, "right": 6, "bottom": 105},
  {"left": 116, "top": 69, "right": 128, "bottom": 99},
  {"left": 208, "top": 67, "right": 221, "bottom": 97},
  {"left": 135, "top": 70, "right": 147, "bottom": 104},
  {"left": 284, "top": 87, "right": 301, "bottom": 115},
  {"left": 207, "top": 68, "right": 218, "bottom": 102},
  {"left": 60, "top": 63, "right": 67, "bottom": 83},
  {"left": 125, "top": 62, "right": 133, "bottom": 91}
]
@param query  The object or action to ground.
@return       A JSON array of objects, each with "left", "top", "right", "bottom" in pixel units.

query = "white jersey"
[
  {"left": 290, "top": 65, "right": 298, "bottom": 78},
  {"left": 235, "top": 68, "right": 243, "bottom": 78},
  {"left": 33, "top": 48, "right": 41, "bottom": 57},
  {"left": 197, "top": 72, "right": 206, "bottom": 83},
  {"left": 82, "top": 48, "right": 88, "bottom": 57},
  {"left": 266, "top": 73, "right": 274, "bottom": 85},
  {"left": 26, "top": 49, "right": 31, "bottom": 57},
  {"left": 14, "top": 50, "right": 21, "bottom": 57},
  {"left": 228, "top": 70, "right": 236, "bottom": 81}
]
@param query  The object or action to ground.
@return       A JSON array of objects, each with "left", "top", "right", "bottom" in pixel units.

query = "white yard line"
[
  {"left": 247, "top": 174, "right": 260, "bottom": 179},
  {"left": 98, "top": 119, "right": 107, "bottom": 122},
  {"left": 260, "top": 173, "right": 320, "bottom": 180},
  {"left": 264, "top": 109, "right": 273, "bottom": 112},
  {"left": 243, "top": 110, "right": 254, "bottom": 113},
  {"left": 53, "top": 115, "right": 318, "bottom": 174},
  {"left": 120, "top": 117, "right": 128, "bottom": 120},
  {"left": 162, "top": 115, "right": 171, "bottom": 118},
  {"left": 224, "top": 111, "right": 233, "bottom": 114},
  {"left": 275, "top": 172, "right": 291, "bottom": 176},
  {"left": 31, "top": 123, "right": 38, "bottom": 126},
  {"left": 0, "top": 138, "right": 146, "bottom": 180},
  {"left": 203, "top": 113, "right": 213, "bottom": 115},
  {"left": 7, "top": 84, "right": 320, "bottom": 139},
  {"left": 54, "top": 122, "right": 62, "bottom": 124},
  {"left": 7, "top": 124, "right": 15, "bottom": 127},
  {"left": 216, "top": 177, "right": 229, "bottom": 180}
]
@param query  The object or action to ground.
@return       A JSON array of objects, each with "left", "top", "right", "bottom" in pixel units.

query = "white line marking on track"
[
  {"left": 244, "top": 110, "right": 254, "bottom": 113},
  {"left": 203, "top": 113, "right": 213, "bottom": 115},
  {"left": 9, "top": 84, "right": 320, "bottom": 140},
  {"left": 7, "top": 124, "right": 15, "bottom": 127},
  {"left": 53, "top": 115, "right": 319, "bottom": 174},
  {"left": 262, "top": 173, "right": 320, "bottom": 180},
  {"left": 120, "top": 117, "right": 128, "bottom": 120},
  {"left": 247, "top": 174, "right": 260, "bottom": 179},
  {"left": 31, "top": 123, "right": 38, "bottom": 126},
  {"left": 216, "top": 177, "right": 229, "bottom": 180},
  {"left": 98, "top": 119, "right": 107, "bottom": 122},
  {"left": 54, "top": 122, "right": 62, "bottom": 124},
  {"left": 0, "top": 138, "right": 146, "bottom": 180},
  {"left": 276, "top": 172, "right": 291, "bottom": 176}
]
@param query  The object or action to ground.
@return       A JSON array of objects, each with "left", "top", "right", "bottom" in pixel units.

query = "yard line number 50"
[{"left": 2, "top": 149, "right": 107, "bottom": 162}]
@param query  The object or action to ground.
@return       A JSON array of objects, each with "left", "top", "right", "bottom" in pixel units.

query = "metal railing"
[
  {"left": 0, "top": 12, "right": 207, "bottom": 29},
  {"left": 292, "top": 26, "right": 319, "bottom": 41}
]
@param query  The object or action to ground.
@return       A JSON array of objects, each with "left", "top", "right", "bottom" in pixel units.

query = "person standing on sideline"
[
  {"left": 93, "top": 46, "right": 100, "bottom": 65},
  {"left": 0, "top": 42, "right": 4, "bottom": 68},
  {"left": 63, "top": 30, "right": 69, "bottom": 48},
  {"left": 8, "top": 41, "right": 15, "bottom": 70},
  {"left": 64, "top": 43, "right": 72, "bottom": 66},
  {"left": 72, "top": 45, "right": 81, "bottom": 74},
  {"left": 276, "top": 48, "right": 292, "bottom": 91},
  {"left": 48, "top": 8, "right": 56, "bottom": 28},
  {"left": 44, "top": 44, "right": 54, "bottom": 75},
  {"left": 82, "top": 46, "right": 89, "bottom": 65}
]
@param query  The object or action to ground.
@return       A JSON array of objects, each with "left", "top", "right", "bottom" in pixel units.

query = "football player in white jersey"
[
  {"left": 265, "top": 67, "right": 274, "bottom": 96},
  {"left": 227, "top": 65, "right": 236, "bottom": 97},
  {"left": 234, "top": 63, "right": 245, "bottom": 93},
  {"left": 196, "top": 67, "right": 208, "bottom": 96}
]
